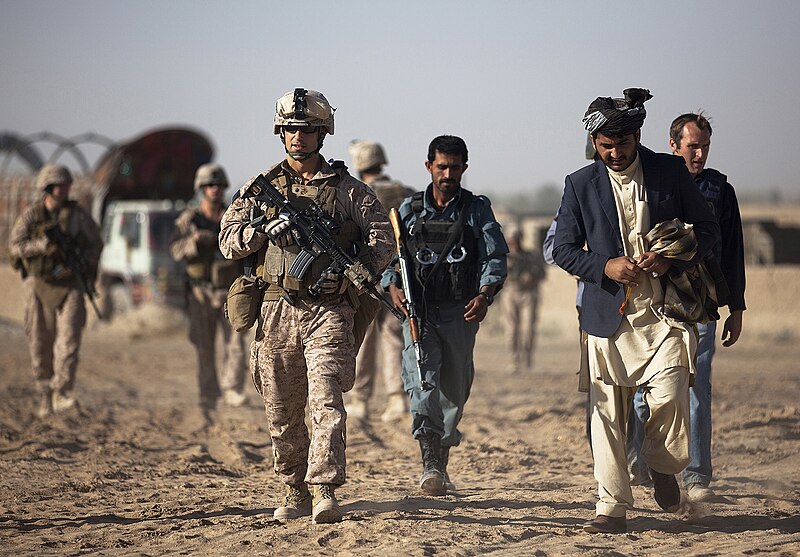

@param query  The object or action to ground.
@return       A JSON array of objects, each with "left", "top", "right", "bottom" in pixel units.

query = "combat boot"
[
  {"left": 37, "top": 391, "right": 53, "bottom": 418},
  {"left": 440, "top": 445, "right": 456, "bottom": 492},
  {"left": 418, "top": 432, "right": 446, "bottom": 496},
  {"left": 311, "top": 484, "right": 342, "bottom": 524},
  {"left": 51, "top": 391, "right": 77, "bottom": 413},
  {"left": 381, "top": 393, "right": 407, "bottom": 422},
  {"left": 273, "top": 483, "right": 312, "bottom": 521},
  {"left": 223, "top": 388, "right": 248, "bottom": 408},
  {"left": 347, "top": 396, "right": 368, "bottom": 421}
]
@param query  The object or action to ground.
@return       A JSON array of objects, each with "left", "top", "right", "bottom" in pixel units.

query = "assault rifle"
[
  {"left": 389, "top": 208, "right": 432, "bottom": 391},
  {"left": 45, "top": 226, "right": 103, "bottom": 319},
  {"left": 243, "top": 174, "right": 403, "bottom": 320}
]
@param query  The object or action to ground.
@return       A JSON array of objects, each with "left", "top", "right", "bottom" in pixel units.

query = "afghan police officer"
[
  {"left": 384, "top": 135, "right": 508, "bottom": 495},
  {"left": 346, "top": 140, "right": 414, "bottom": 423},
  {"left": 219, "top": 89, "right": 394, "bottom": 523},
  {"left": 170, "top": 163, "right": 250, "bottom": 423},
  {"left": 502, "top": 226, "right": 546, "bottom": 373},
  {"left": 8, "top": 164, "right": 103, "bottom": 417}
]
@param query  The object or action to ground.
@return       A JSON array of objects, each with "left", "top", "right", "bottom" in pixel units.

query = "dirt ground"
[{"left": 1, "top": 262, "right": 799, "bottom": 556}]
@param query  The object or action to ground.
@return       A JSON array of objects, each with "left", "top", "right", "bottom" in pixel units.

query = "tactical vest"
[
  {"left": 23, "top": 201, "right": 79, "bottom": 285},
  {"left": 255, "top": 163, "right": 361, "bottom": 297},
  {"left": 406, "top": 191, "right": 479, "bottom": 303},
  {"left": 184, "top": 210, "right": 240, "bottom": 289},
  {"left": 371, "top": 177, "right": 411, "bottom": 212},
  {"left": 696, "top": 168, "right": 727, "bottom": 263}
]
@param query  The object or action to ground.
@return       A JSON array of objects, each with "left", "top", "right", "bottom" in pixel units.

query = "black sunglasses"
[{"left": 284, "top": 125, "right": 320, "bottom": 134}]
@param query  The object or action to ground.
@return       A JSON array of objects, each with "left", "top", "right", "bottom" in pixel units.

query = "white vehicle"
[{"left": 99, "top": 200, "right": 187, "bottom": 315}]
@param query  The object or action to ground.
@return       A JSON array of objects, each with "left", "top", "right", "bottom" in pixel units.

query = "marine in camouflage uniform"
[
  {"left": 218, "top": 89, "right": 393, "bottom": 524},
  {"left": 346, "top": 140, "right": 414, "bottom": 423},
  {"left": 169, "top": 163, "right": 249, "bottom": 420},
  {"left": 383, "top": 136, "right": 508, "bottom": 496},
  {"left": 501, "top": 227, "right": 546, "bottom": 372},
  {"left": 8, "top": 165, "right": 103, "bottom": 417}
]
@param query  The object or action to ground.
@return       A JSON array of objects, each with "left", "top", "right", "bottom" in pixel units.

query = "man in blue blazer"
[{"left": 552, "top": 88, "right": 720, "bottom": 533}]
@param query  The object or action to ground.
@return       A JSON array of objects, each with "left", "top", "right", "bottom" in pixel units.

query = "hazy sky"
[{"left": 3, "top": 1, "right": 800, "bottom": 200}]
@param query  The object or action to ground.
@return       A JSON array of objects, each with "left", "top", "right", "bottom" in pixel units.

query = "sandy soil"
[{"left": 0, "top": 263, "right": 798, "bottom": 556}]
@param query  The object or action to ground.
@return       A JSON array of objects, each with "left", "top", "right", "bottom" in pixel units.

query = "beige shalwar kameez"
[{"left": 587, "top": 154, "right": 695, "bottom": 517}]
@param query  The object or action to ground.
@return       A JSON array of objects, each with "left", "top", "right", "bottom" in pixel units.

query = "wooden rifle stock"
[{"left": 389, "top": 208, "right": 432, "bottom": 390}]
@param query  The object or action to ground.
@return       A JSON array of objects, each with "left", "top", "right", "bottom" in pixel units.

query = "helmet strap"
[{"left": 280, "top": 131, "right": 326, "bottom": 161}]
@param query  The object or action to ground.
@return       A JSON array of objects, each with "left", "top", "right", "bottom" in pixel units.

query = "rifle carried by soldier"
[
  {"left": 243, "top": 174, "right": 403, "bottom": 321},
  {"left": 44, "top": 225, "right": 103, "bottom": 319},
  {"left": 389, "top": 208, "right": 433, "bottom": 391}
]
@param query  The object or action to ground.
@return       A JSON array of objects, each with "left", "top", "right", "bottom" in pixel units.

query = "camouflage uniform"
[
  {"left": 8, "top": 166, "right": 103, "bottom": 404},
  {"left": 501, "top": 244, "right": 546, "bottom": 371},
  {"left": 170, "top": 206, "right": 248, "bottom": 409},
  {"left": 219, "top": 158, "right": 393, "bottom": 486},
  {"left": 352, "top": 174, "right": 414, "bottom": 412}
]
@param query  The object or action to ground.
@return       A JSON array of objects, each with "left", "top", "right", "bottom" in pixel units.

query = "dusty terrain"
[{"left": 1, "top": 262, "right": 799, "bottom": 556}]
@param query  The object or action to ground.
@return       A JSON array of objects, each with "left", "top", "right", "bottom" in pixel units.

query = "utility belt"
[{"left": 261, "top": 281, "right": 355, "bottom": 304}]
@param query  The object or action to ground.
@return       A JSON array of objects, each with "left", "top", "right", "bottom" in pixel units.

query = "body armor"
[
  {"left": 371, "top": 176, "right": 412, "bottom": 212},
  {"left": 255, "top": 163, "right": 361, "bottom": 297},
  {"left": 23, "top": 201, "right": 80, "bottom": 286},
  {"left": 406, "top": 192, "right": 479, "bottom": 303},
  {"left": 184, "top": 211, "right": 240, "bottom": 289}
]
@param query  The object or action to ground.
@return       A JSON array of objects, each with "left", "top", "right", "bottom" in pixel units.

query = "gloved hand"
[
  {"left": 262, "top": 217, "right": 294, "bottom": 247},
  {"left": 318, "top": 269, "right": 342, "bottom": 294}
]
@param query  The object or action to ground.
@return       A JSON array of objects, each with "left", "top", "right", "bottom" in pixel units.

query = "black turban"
[{"left": 583, "top": 88, "right": 653, "bottom": 136}]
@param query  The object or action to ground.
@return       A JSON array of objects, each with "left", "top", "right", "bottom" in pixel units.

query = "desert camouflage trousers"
[
  {"left": 352, "top": 305, "right": 405, "bottom": 400},
  {"left": 500, "top": 282, "right": 540, "bottom": 369},
  {"left": 187, "top": 286, "right": 248, "bottom": 408},
  {"left": 23, "top": 279, "right": 86, "bottom": 395},
  {"left": 251, "top": 295, "right": 356, "bottom": 486}
]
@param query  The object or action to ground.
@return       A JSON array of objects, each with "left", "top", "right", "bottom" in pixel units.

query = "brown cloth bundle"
[{"left": 645, "top": 218, "right": 726, "bottom": 324}]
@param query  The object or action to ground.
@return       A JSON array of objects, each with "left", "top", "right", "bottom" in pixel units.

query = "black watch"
[{"left": 479, "top": 292, "right": 494, "bottom": 306}]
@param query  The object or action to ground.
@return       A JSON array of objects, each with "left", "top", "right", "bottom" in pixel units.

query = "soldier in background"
[
  {"left": 501, "top": 226, "right": 546, "bottom": 372},
  {"left": 219, "top": 89, "right": 394, "bottom": 524},
  {"left": 346, "top": 140, "right": 414, "bottom": 423},
  {"left": 170, "top": 163, "right": 249, "bottom": 424},
  {"left": 8, "top": 164, "right": 103, "bottom": 417}
]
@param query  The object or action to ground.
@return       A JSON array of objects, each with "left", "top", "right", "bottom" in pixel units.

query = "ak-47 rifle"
[
  {"left": 45, "top": 226, "right": 103, "bottom": 319},
  {"left": 243, "top": 173, "right": 403, "bottom": 320},
  {"left": 389, "top": 208, "right": 432, "bottom": 391}
]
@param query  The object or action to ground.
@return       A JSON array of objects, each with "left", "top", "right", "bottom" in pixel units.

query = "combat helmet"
[
  {"left": 36, "top": 164, "right": 73, "bottom": 191},
  {"left": 348, "top": 140, "right": 388, "bottom": 173},
  {"left": 273, "top": 88, "right": 335, "bottom": 135},
  {"left": 194, "top": 163, "right": 229, "bottom": 191}
]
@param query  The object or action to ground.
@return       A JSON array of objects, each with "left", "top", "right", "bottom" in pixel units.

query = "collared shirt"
[
  {"left": 587, "top": 154, "right": 694, "bottom": 386},
  {"left": 381, "top": 184, "right": 507, "bottom": 293}
]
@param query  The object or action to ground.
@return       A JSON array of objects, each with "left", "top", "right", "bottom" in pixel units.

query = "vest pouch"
[
  {"left": 185, "top": 260, "right": 208, "bottom": 281},
  {"left": 225, "top": 275, "right": 265, "bottom": 332},
  {"left": 211, "top": 259, "right": 240, "bottom": 289}
]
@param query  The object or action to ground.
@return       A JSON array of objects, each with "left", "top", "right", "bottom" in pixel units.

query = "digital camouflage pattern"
[
  {"left": 352, "top": 172, "right": 412, "bottom": 404},
  {"left": 8, "top": 199, "right": 102, "bottom": 395},
  {"left": 219, "top": 158, "right": 393, "bottom": 486},
  {"left": 501, "top": 247, "right": 546, "bottom": 370},
  {"left": 170, "top": 206, "right": 248, "bottom": 408}
]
